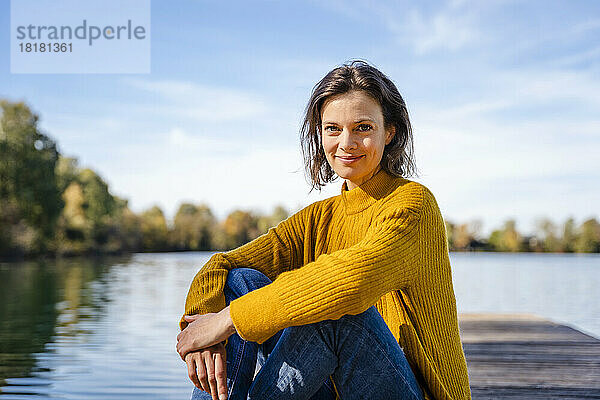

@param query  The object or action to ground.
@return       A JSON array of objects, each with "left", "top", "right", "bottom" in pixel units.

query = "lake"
[{"left": 0, "top": 252, "right": 598, "bottom": 399}]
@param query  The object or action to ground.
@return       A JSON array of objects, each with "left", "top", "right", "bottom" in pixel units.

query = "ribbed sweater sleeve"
[
  {"left": 179, "top": 204, "right": 310, "bottom": 331},
  {"left": 228, "top": 199, "right": 424, "bottom": 344}
]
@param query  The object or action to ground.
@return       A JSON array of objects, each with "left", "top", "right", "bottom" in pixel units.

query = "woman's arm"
[
  {"left": 228, "top": 186, "right": 427, "bottom": 344},
  {"left": 180, "top": 202, "right": 313, "bottom": 330}
]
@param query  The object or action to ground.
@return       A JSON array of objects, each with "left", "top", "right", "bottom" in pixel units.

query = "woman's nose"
[{"left": 339, "top": 128, "right": 357, "bottom": 150}]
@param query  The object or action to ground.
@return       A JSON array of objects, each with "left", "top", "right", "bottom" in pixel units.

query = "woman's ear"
[{"left": 386, "top": 126, "right": 396, "bottom": 145}]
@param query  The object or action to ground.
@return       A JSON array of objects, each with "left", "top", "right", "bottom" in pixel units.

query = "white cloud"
[
  {"left": 572, "top": 18, "right": 600, "bottom": 34},
  {"left": 166, "top": 127, "right": 242, "bottom": 151},
  {"left": 552, "top": 46, "right": 600, "bottom": 68},
  {"left": 312, "top": 0, "right": 483, "bottom": 55},
  {"left": 402, "top": 8, "right": 479, "bottom": 55},
  {"left": 122, "top": 78, "right": 270, "bottom": 122},
  {"left": 510, "top": 69, "right": 600, "bottom": 107}
]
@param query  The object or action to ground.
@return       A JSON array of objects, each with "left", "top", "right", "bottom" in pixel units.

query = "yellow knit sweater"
[{"left": 180, "top": 168, "right": 472, "bottom": 400}]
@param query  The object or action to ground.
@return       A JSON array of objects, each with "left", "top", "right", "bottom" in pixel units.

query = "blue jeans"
[{"left": 191, "top": 268, "right": 425, "bottom": 400}]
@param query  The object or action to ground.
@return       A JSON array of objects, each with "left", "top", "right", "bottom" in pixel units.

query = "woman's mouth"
[{"left": 336, "top": 155, "right": 364, "bottom": 164}]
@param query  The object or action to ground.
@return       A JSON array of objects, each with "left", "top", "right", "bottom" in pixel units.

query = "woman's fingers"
[
  {"left": 204, "top": 352, "right": 218, "bottom": 400},
  {"left": 185, "top": 353, "right": 201, "bottom": 390},
  {"left": 214, "top": 351, "right": 227, "bottom": 400},
  {"left": 196, "top": 354, "right": 209, "bottom": 394},
  {"left": 184, "top": 345, "right": 227, "bottom": 399}
]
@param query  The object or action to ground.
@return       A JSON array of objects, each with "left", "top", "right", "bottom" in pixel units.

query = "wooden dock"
[{"left": 459, "top": 313, "right": 600, "bottom": 399}]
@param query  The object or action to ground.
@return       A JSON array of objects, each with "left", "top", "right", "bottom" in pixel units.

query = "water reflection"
[
  {"left": 1, "top": 252, "right": 218, "bottom": 399},
  {"left": 0, "top": 258, "right": 59, "bottom": 388},
  {"left": 1, "top": 257, "right": 117, "bottom": 379}
]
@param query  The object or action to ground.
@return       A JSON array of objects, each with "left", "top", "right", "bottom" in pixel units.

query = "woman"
[{"left": 177, "top": 60, "right": 471, "bottom": 400}]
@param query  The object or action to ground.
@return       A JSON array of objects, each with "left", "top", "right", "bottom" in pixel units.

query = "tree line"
[
  {"left": 1, "top": 100, "right": 598, "bottom": 259},
  {"left": 445, "top": 218, "right": 600, "bottom": 253}
]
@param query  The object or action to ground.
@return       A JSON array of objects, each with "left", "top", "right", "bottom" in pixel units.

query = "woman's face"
[{"left": 321, "top": 90, "right": 395, "bottom": 190}]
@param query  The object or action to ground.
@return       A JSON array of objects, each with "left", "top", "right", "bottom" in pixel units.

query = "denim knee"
[
  {"left": 225, "top": 267, "right": 272, "bottom": 301},
  {"left": 330, "top": 306, "right": 383, "bottom": 331},
  {"left": 226, "top": 267, "right": 271, "bottom": 286}
]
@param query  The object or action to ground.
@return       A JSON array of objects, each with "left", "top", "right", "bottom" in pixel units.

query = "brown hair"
[{"left": 300, "top": 59, "right": 418, "bottom": 192}]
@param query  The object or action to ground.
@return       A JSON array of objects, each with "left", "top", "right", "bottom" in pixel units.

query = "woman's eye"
[
  {"left": 324, "top": 126, "right": 339, "bottom": 132},
  {"left": 356, "top": 124, "right": 372, "bottom": 132}
]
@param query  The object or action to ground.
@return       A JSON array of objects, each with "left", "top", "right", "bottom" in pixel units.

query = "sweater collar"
[{"left": 340, "top": 167, "right": 397, "bottom": 214}]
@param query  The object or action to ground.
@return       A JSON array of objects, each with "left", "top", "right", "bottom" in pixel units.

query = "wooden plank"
[{"left": 458, "top": 313, "right": 600, "bottom": 399}]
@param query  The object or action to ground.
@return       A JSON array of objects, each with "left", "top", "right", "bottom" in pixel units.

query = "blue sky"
[{"left": 1, "top": 0, "right": 599, "bottom": 236}]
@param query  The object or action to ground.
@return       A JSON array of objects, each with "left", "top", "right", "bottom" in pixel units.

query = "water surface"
[{"left": 0, "top": 252, "right": 598, "bottom": 398}]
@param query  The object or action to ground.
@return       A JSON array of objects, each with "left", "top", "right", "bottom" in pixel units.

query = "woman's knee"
[
  {"left": 284, "top": 306, "right": 380, "bottom": 338},
  {"left": 227, "top": 267, "right": 270, "bottom": 283},
  {"left": 331, "top": 305, "right": 392, "bottom": 339},
  {"left": 225, "top": 268, "right": 272, "bottom": 298},
  {"left": 336, "top": 305, "right": 380, "bottom": 325}
]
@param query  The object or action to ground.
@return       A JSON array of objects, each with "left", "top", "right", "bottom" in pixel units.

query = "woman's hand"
[
  {"left": 185, "top": 343, "right": 228, "bottom": 400},
  {"left": 177, "top": 306, "right": 236, "bottom": 360}
]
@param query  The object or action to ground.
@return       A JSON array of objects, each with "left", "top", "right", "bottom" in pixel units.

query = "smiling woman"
[
  {"left": 320, "top": 90, "right": 395, "bottom": 190},
  {"left": 178, "top": 59, "right": 471, "bottom": 400}
]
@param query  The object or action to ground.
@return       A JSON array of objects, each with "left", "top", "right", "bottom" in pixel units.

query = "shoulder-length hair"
[{"left": 300, "top": 59, "right": 418, "bottom": 192}]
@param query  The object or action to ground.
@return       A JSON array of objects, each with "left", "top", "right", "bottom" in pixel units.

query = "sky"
[{"left": 1, "top": 0, "right": 599, "bottom": 237}]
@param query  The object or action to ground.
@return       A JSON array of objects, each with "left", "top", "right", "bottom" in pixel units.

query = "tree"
[
  {"left": 140, "top": 206, "right": 169, "bottom": 251},
  {"left": 53, "top": 158, "right": 125, "bottom": 254},
  {"left": 171, "top": 203, "right": 217, "bottom": 250},
  {"left": 0, "top": 100, "right": 62, "bottom": 254},
  {"left": 218, "top": 209, "right": 260, "bottom": 250},
  {"left": 535, "top": 217, "right": 561, "bottom": 252},
  {"left": 55, "top": 156, "right": 79, "bottom": 193},
  {"left": 453, "top": 220, "right": 483, "bottom": 250},
  {"left": 561, "top": 217, "right": 577, "bottom": 253},
  {"left": 78, "top": 168, "right": 116, "bottom": 226},
  {"left": 488, "top": 219, "right": 523, "bottom": 252},
  {"left": 442, "top": 218, "right": 484, "bottom": 251},
  {"left": 256, "top": 204, "right": 289, "bottom": 234},
  {"left": 444, "top": 220, "right": 455, "bottom": 250},
  {"left": 575, "top": 218, "right": 600, "bottom": 253},
  {"left": 108, "top": 198, "right": 143, "bottom": 252}
]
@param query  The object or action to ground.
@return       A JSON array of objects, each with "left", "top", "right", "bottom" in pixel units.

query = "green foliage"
[
  {"left": 220, "top": 209, "right": 260, "bottom": 250},
  {"left": 171, "top": 203, "right": 216, "bottom": 251},
  {"left": 256, "top": 204, "right": 288, "bottom": 234},
  {"left": 444, "top": 220, "right": 454, "bottom": 249},
  {"left": 535, "top": 218, "right": 561, "bottom": 252},
  {"left": 575, "top": 218, "right": 600, "bottom": 253},
  {"left": 0, "top": 101, "right": 62, "bottom": 255},
  {"left": 110, "top": 200, "right": 143, "bottom": 252},
  {"left": 55, "top": 156, "right": 79, "bottom": 193},
  {"left": 52, "top": 157, "right": 128, "bottom": 256},
  {"left": 443, "top": 219, "right": 485, "bottom": 251},
  {"left": 54, "top": 182, "right": 90, "bottom": 255},
  {"left": 211, "top": 206, "right": 289, "bottom": 251},
  {"left": 78, "top": 168, "right": 116, "bottom": 224},
  {"left": 488, "top": 220, "right": 524, "bottom": 252},
  {"left": 140, "top": 206, "right": 169, "bottom": 252},
  {"left": 561, "top": 217, "right": 577, "bottom": 253}
]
